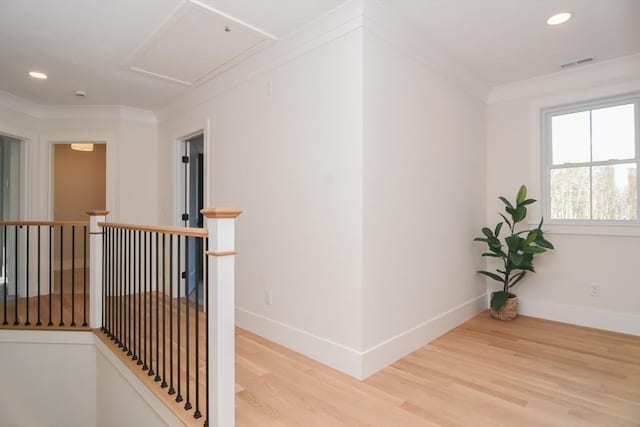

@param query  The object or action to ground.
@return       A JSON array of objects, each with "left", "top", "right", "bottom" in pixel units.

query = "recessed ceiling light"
[
  {"left": 29, "top": 71, "right": 48, "bottom": 79},
  {"left": 547, "top": 12, "right": 572, "bottom": 26}
]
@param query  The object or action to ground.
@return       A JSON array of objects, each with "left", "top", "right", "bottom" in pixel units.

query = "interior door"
[{"left": 182, "top": 135, "right": 204, "bottom": 299}]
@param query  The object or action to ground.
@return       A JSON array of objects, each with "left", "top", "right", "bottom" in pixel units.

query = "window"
[{"left": 543, "top": 95, "right": 640, "bottom": 224}]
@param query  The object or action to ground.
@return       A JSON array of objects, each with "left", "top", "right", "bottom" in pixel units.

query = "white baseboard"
[
  {"left": 361, "top": 294, "right": 487, "bottom": 378},
  {"left": 235, "top": 307, "right": 364, "bottom": 378},
  {"left": 236, "top": 293, "right": 487, "bottom": 380},
  {"left": 518, "top": 297, "right": 640, "bottom": 336}
]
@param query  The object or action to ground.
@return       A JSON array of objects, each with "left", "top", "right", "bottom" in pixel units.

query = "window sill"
[{"left": 541, "top": 223, "right": 640, "bottom": 237}]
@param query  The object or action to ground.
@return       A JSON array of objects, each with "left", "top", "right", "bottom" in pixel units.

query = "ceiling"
[{"left": 0, "top": 0, "right": 639, "bottom": 111}]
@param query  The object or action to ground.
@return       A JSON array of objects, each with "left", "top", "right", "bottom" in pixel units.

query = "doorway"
[
  {"left": 180, "top": 134, "right": 204, "bottom": 301},
  {"left": 53, "top": 143, "right": 106, "bottom": 292},
  {"left": 0, "top": 134, "right": 22, "bottom": 296}
]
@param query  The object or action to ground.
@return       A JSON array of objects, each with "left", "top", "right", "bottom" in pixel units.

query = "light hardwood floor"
[
  {"left": 235, "top": 313, "right": 640, "bottom": 427},
  {"left": 4, "top": 295, "right": 639, "bottom": 426}
]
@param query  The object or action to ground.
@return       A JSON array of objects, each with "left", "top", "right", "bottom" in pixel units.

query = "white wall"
[
  {"left": 486, "top": 56, "right": 640, "bottom": 335},
  {"left": 361, "top": 30, "right": 487, "bottom": 375},
  {"left": 95, "top": 340, "right": 182, "bottom": 427},
  {"left": 0, "top": 332, "right": 97, "bottom": 427},
  {"left": 158, "top": 27, "right": 365, "bottom": 375}
]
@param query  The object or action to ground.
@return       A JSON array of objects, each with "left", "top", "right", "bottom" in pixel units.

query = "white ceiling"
[{"left": 0, "top": 0, "right": 639, "bottom": 111}]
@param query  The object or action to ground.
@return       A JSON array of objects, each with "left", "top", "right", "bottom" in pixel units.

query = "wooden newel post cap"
[
  {"left": 86, "top": 210, "right": 109, "bottom": 216},
  {"left": 200, "top": 207, "right": 242, "bottom": 219}
]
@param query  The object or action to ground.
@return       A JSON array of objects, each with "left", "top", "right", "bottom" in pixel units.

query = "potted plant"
[{"left": 474, "top": 185, "right": 554, "bottom": 320}]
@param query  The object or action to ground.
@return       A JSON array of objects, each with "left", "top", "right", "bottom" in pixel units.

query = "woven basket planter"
[{"left": 490, "top": 293, "right": 518, "bottom": 321}]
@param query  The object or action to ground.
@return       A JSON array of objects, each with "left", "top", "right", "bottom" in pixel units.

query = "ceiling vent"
[
  {"left": 560, "top": 57, "right": 595, "bottom": 69},
  {"left": 126, "top": 0, "right": 277, "bottom": 86}
]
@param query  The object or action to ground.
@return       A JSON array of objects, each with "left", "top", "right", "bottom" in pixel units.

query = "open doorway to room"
[
  {"left": 52, "top": 142, "right": 106, "bottom": 294},
  {"left": 0, "top": 134, "right": 23, "bottom": 299},
  {"left": 178, "top": 134, "right": 204, "bottom": 303}
]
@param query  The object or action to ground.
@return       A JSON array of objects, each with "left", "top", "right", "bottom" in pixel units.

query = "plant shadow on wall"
[{"left": 475, "top": 185, "right": 554, "bottom": 320}]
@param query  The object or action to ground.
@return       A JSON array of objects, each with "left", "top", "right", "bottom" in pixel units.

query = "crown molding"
[
  {"left": 0, "top": 90, "right": 157, "bottom": 124},
  {"left": 488, "top": 53, "right": 640, "bottom": 104},
  {"left": 362, "top": 0, "right": 489, "bottom": 103}
]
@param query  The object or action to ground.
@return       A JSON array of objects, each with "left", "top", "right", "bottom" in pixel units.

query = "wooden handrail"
[
  {"left": 0, "top": 220, "right": 89, "bottom": 227},
  {"left": 99, "top": 222, "right": 207, "bottom": 238}
]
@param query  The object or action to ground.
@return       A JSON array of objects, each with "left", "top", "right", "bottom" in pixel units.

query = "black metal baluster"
[
  {"left": 155, "top": 232, "right": 161, "bottom": 382},
  {"left": 119, "top": 228, "right": 124, "bottom": 348},
  {"left": 137, "top": 230, "right": 143, "bottom": 366},
  {"left": 185, "top": 235, "right": 192, "bottom": 410},
  {"left": 168, "top": 235, "right": 175, "bottom": 395},
  {"left": 143, "top": 231, "right": 148, "bottom": 371},
  {"left": 102, "top": 226, "right": 106, "bottom": 331},
  {"left": 131, "top": 229, "right": 138, "bottom": 361},
  {"left": 48, "top": 226, "right": 53, "bottom": 327},
  {"left": 176, "top": 235, "right": 183, "bottom": 403},
  {"left": 110, "top": 227, "right": 116, "bottom": 340},
  {"left": 25, "top": 226, "right": 30, "bottom": 326},
  {"left": 194, "top": 236, "right": 202, "bottom": 419},
  {"left": 37, "top": 226, "right": 42, "bottom": 326},
  {"left": 70, "top": 225, "right": 76, "bottom": 327},
  {"left": 59, "top": 225, "right": 64, "bottom": 326},
  {"left": 2, "top": 225, "right": 6, "bottom": 325},
  {"left": 149, "top": 232, "right": 155, "bottom": 378},
  {"left": 14, "top": 226, "right": 19, "bottom": 325},
  {"left": 82, "top": 225, "right": 87, "bottom": 327},
  {"left": 204, "top": 237, "right": 209, "bottom": 426},
  {"left": 161, "top": 233, "right": 167, "bottom": 389},
  {"left": 127, "top": 229, "right": 132, "bottom": 356}
]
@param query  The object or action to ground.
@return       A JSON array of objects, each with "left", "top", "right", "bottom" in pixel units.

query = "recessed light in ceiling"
[
  {"left": 547, "top": 12, "right": 572, "bottom": 26},
  {"left": 75, "top": 89, "right": 87, "bottom": 97},
  {"left": 28, "top": 71, "right": 47, "bottom": 79}
]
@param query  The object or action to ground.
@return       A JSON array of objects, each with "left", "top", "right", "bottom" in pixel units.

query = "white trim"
[
  {"left": 0, "top": 91, "right": 157, "bottom": 124},
  {"left": 236, "top": 306, "right": 364, "bottom": 379},
  {"left": 237, "top": 294, "right": 487, "bottom": 380},
  {"left": 360, "top": 294, "right": 487, "bottom": 378},
  {"left": 0, "top": 330, "right": 94, "bottom": 345},
  {"left": 489, "top": 53, "right": 640, "bottom": 104},
  {"left": 95, "top": 337, "right": 183, "bottom": 427},
  {"left": 518, "top": 297, "right": 640, "bottom": 336}
]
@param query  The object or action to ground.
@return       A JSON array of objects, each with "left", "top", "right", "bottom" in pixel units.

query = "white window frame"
[{"left": 542, "top": 93, "right": 640, "bottom": 227}]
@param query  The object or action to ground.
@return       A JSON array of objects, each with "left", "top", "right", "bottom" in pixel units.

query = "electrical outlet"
[
  {"left": 264, "top": 289, "right": 273, "bottom": 306},
  {"left": 589, "top": 284, "right": 601, "bottom": 297}
]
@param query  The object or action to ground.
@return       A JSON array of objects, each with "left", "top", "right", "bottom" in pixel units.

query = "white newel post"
[
  {"left": 202, "top": 207, "right": 242, "bottom": 427},
  {"left": 87, "top": 210, "right": 108, "bottom": 329}
]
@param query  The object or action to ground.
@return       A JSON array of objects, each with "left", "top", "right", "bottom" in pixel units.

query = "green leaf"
[
  {"left": 491, "top": 291, "right": 509, "bottom": 311},
  {"left": 522, "top": 245, "right": 546, "bottom": 254},
  {"left": 509, "top": 253, "right": 524, "bottom": 266},
  {"left": 516, "top": 185, "right": 527, "bottom": 204},
  {"left": 536, "top": 237, "right": 554, "bottom": 249},
  {"left": 477, "top": 270, "right": 505, "bottom": 283},
  {"left": 482, "top": 253, "right": 502, "bottom": 258},
  {"left": 513, "top": 206, "right": 527, "bottom": 223},
  {"left": 505, "top": 235, "right": 522, "bottom": 252},
  {"left": 509, "top": 271, "right": 527, "bottom": 287},
  {"left": 523, "top": 231, "right": 538, "bottom": 245},
  {"left": 473, "top": 237, "right": 489, "bottom": 242},
  {"left": 499, "top": 214, "right": 512, "bottom": 229},
  {"left": 499, "top": 197, "right": 514, "bottom": 210},
  {"left": 494, "top": 222, "right": 503, "bottom": 237},
  {"left": 482, "top": 227, "right": 493, "bottom": 238},
  {"left": 519, "top": 198, "right": 537, "bottom": 207}
]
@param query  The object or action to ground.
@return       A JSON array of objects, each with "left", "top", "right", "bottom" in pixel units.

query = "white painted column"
[
  {"left": 87, "top": 210, "right": 108, "bottom": 329},
  {"left": 202, "top": 207, "right": 242, "bottom": 427}
]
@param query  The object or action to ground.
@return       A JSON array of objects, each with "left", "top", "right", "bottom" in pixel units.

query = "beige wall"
[{"left": 54, "top": 144, "right": 106, "bottom": 220}]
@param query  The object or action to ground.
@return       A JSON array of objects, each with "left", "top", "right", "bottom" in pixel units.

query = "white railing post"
[
  {"left": 87, "top": 210, "right": 108, "bottom": 329},
  {"left": 202, "top": 207, "right": 242, "bottom": 427}
]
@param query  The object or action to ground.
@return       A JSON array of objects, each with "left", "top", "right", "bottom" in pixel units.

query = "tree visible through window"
[{"left": 544, "top": 97, "right": 639, "bottom": 222}]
